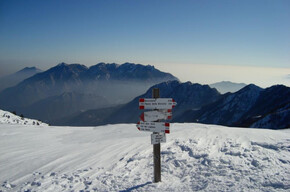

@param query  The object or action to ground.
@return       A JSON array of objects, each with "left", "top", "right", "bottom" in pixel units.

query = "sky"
[{"left": 0, "top": 0, "right": 289, "bottom": 87}]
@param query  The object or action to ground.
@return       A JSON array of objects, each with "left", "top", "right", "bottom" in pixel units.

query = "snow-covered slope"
[
  {"left": 0, "top": 123, "right": 289, "bottom": 191},
  {"left": 0, "top": 109, "right": 47, "bottom": 126}
]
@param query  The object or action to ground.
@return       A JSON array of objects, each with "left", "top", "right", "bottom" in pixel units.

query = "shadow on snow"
[{"left": 119, "top": 181, "right": 153, "bottom": 192}]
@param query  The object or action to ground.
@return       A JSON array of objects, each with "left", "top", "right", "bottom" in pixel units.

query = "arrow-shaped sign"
[
  {"left": 140, "top": 110, "right": 172, "bottom": 122},
  {"left": 139, "top": 98, "right": 177, "bottom": 110},
  {"left": 136, "top": 121, "right": 170, "bottom": 133}
]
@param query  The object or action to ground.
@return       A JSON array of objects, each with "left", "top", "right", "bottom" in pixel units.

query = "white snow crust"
[
  {"left": 0, "top": 123, "right": 289, "bottom": 191},
  {"left": 0, "top": 110, "right": 47, "bottom": 126}
]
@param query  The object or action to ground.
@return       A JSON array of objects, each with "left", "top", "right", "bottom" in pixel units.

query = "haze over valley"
[{"left": 0, "top": 62, "right": 289, "bottom": 129}]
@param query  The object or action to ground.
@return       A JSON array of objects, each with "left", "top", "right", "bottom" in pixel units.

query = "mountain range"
[
  {"left": 56, "top": 81, "right": 290, "bottom": 129},
  {"left": 56, "top": 80, "right": 220, "bottom": 126},
  {"left": 0, "top": 62, "right": 289, "bottom": 129},
  {"left": 0, "top": 62, "right": 178, "bottom": 122},
  {"left": 176, "top": 84, "right": 290, "bottom": 129}
]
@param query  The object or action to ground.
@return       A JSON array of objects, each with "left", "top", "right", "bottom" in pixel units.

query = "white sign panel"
[
  {"left": 139, "top": 98, "right": 177, "bottom": 110},
  {"left": 136, "top": 121, "right": 170, "bottom": 133},
  {"left": 140, "top": 110, "right": 172, "bottom": 122},
  {"left": 151, "top": 132, "right": 166, "bottom": 145}
]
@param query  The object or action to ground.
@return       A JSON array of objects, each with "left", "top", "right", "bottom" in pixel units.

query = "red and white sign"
[
  {"left": 139, "top": 98, "right": 177, "bottom": 110},
  {"left": 136, "top": 121, "right": 170, "bottom": 134},
  {"left": 140, "top": 110, "right": 172, "bottom": 122},
  {"left": 151, "top": 132, "right": 166, "bottom": 145}
]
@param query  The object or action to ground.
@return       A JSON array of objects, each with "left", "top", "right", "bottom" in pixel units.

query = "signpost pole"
[{"left": 152, "top": 88, "right": 161, "bottom": 183}]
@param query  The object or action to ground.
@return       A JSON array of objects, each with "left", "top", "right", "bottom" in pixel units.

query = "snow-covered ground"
[
  {"left": 0, "top": 110, "right": 47, "bottom": 126},
  {"left": 0, "top": 123, "right": 289, "bottom": 192}
]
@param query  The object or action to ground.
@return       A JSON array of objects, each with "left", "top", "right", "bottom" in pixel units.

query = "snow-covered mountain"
[
  {"left": 0, "top": 109, "right": 47, "bottom": 126},
  {"left": 243, "top": 84, "right": 290, "bottom": 128},
  {"left": 57, "top": 82, "right": 289, "bottom": 129},
  {"left": 0, "top": 63, "right": 178, "bottom": 123},
  {"left": 0, "top": 123, "right": 289, "bottom": 191},
  {"left": 177, "top": 84, "right": 290, "bottom": 129},
  {"left": 250, "top": 103, "right": 290, "bottom": 129},
  {"left": 209, "top": 81, "right": 247, "bottom": 94},
  {"left": 176, "top": 84, "right": 263, "bottom": 125},
  {"left": 0, "top": 67, "right": 42, "bottom": 92}
]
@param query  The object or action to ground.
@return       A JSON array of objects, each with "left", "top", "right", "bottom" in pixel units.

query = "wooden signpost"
[{"left": 136, "top": 88, "right": 177, "bottom": 183}]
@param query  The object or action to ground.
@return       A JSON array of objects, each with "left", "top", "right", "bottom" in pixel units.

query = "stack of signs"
[{"left": 137, "top": 98, "right": 177, "bottom": 144}]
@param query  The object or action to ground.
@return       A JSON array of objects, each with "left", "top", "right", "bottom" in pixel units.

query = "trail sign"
[
  {"left": 136, "top": 121, "right": 170, "bottom": 133},
  {"left": 139, "top": 98, "right": 177, "bottom": 110},
  {"left": 136, "top": 88, "right": 177, "bottom": 183},
  {"left": 151, "top": 132, "right": 166, "bottom": 145},
  {"left": 140, "top": 110, "right": 172, "bottom": 122}
]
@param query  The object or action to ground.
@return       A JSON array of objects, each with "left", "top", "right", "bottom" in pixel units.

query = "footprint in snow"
[
  {"left": 30, "top": 181, "right": 41, "bottom": 187},
  {"left": 1, "top": 181, "right": 16, "bottom": 189},
  {"left": 50, "top": 172, "right": 57, "bottom": 177}
]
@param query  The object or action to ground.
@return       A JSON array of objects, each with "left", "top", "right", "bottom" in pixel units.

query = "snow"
[
  {"left": 0, "top": 110, "right": 47, "bottom": 126},
  {"left": 250, "top": 105, "right": 290, "bottom": 129},
  {"left": 0, "top": 123, "right": 289, "bottom": 191}
]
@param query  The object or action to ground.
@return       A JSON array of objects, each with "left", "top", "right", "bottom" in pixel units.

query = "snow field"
[{"left": 0, "top": 123, "right": 289, "bottom": 191}]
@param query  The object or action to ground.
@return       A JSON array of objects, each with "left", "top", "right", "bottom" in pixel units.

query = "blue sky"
[{"left": 0, "top": 0, "right": 289, "bottom": 86}]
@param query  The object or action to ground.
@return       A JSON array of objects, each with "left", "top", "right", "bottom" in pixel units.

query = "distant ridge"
[
  {"left": 0, "top": 67, "right": 42, "bottom": 92},
  {"left": 210, "top": 81, "right": 247, "bottom": 94},
  {"left": 17, "top": 67, "right": 42, "bottom": 73}
]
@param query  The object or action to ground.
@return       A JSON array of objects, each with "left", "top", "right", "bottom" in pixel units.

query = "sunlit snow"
[{"left": 0, "top": 123, "right": 289, "bottom": 191}]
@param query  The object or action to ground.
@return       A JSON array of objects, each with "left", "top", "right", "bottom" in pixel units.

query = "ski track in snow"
[{"left": 0, "top": 123, "right": 289, "bottom": 192}]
